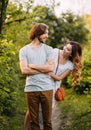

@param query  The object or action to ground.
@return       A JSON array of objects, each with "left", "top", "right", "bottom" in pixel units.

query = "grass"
[
  {"left": 1, "top": 79, "right": 27, "bottom": 130},
  {"left": 58, "top": 88, "right": 91, "bottom": 130}
]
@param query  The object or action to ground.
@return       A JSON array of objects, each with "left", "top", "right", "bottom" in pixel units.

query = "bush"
[{"left": 0, "top": 39, "right": 19, "bottom": 127}]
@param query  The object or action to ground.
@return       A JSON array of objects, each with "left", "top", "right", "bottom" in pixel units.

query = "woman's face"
[{"left": 63, "top": 44, "right": 72, "bottom": 57}]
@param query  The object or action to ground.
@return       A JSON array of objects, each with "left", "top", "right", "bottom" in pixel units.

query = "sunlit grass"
[{"left": 59, "top": 88, "right": 91, "bottom": 130}]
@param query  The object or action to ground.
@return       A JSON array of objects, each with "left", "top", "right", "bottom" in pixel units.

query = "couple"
[{"left": 19, "top": 23, "right": 82, "bottom": 130}]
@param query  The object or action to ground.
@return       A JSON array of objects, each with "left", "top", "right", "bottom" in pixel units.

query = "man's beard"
[{"left": 38, "top": 37, "right": 44, "bottom": 43}]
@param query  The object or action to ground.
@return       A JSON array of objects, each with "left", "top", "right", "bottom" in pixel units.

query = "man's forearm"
[
  {"left": 20, "top": 61, "right": 40, "bottom": 75},
  {"left": 28, "top": 59, "right": 54, "bottom": 73},
  {"left": 22, "top": 68, "right": 40, "bottom": 75},
  {"left": 28, "top": 64, "right": 54, "bottom": 73},
  {"left": 20, "top": 66, "right": 40, "bottom": 75}
]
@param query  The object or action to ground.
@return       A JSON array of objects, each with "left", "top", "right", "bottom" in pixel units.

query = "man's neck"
[{"left": 31, "top": 38, "right": 42, "bottom": 48}]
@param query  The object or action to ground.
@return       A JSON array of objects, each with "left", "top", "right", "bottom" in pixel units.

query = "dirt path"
[{"left": 52, "top": 103, "right": 61, "bottom": 130}]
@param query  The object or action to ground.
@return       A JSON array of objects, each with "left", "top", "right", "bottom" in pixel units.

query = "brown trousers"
[{"left": 26, "top": 90, "right": 53, "bottom": 130}]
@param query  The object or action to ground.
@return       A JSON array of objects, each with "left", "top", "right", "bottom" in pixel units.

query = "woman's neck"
[
  {"left": 61, "top": 50, "right": 69, "bottom": 60},
  {"left": 59, "top": 50, "right": 69, "bottom": 65}
]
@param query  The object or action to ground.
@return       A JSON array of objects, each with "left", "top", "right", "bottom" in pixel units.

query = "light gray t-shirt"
[{"left": 19, "top": 43, "right": 54, "bottom": 92}]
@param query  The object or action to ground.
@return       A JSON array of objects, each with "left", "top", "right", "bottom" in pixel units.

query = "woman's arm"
[
  {"left": 20, "top": 60, "right": 40, "bottom": 75},
  {"left": 28, "top": 59, "right": 54, "bottom": 73},
  {"left": 50, "top": 69, "right": 71, "bottom": 81}
]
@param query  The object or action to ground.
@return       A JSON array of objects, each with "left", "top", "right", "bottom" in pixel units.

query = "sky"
[
  {"left": 10, "top": 0, "right": 91, "bottom": 16},
  {"left": 33, "top": 0, "right": 91, "bottom": 16},
  {"left": 55, "top": 0, "right": 91, "bottom": 16}
]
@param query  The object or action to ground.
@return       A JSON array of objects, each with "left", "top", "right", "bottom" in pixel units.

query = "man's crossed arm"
[{"left": 19, "top": 59, "right": 54, "bottom": 75}]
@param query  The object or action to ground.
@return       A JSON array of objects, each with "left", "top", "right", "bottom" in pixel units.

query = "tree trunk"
[{"left": 0, "top": 0, "right": 9, "bottom": 35}]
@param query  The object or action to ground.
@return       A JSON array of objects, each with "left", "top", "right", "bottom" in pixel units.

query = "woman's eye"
[{"left": 67, "top": 47, "right": 70, "bottom": 51}]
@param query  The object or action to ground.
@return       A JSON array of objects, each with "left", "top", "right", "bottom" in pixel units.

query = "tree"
[
  {"left": 0, "top": 0, "right": 9, "bottom": 35},
  {"left": 61, "top": 12, "right": 89, "bottom": 44},
  {"left": 4, "top": 4, "right": 89, "bottom": 48}
]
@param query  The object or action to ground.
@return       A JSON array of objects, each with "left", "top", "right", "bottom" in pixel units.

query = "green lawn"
[{"left": 58, "top": 88, "right": 91, "bottom": 130}]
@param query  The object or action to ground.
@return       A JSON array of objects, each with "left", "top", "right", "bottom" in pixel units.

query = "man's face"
[{"left": 39, "top": 29, "right": 48, "bottom": 43}]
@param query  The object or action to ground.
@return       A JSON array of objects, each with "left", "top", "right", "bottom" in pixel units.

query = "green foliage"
[
  {"left": 59, "top": 12, "right": 89, "bottom": 43},
  {"left": 3, "top": 3, "right": 30, "bottom": 45},
  {"left": 0, "top": 1, "right": 91, "bottom": 129},
  {"left": 0, "top": 39, "right": 19, "bottom": 128},
  {"left": 3, "top": 4, "right": 89, "bottom": 49}
]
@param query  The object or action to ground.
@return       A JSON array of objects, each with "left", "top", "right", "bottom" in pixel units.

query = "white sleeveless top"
[{"left": 53, "top": 48, "right": 74, "bottom": 91}]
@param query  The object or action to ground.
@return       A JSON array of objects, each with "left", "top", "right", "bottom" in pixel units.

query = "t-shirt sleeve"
[
  {"left": 19, "top": 47, "right": 27, "bottom": 61},
  {"left": 53, "top": 48, "right": 59, "bottom": 60},
  {"left": 67, "top": 61, "right": 74, "bottom": 70},
  {"left": 53, "top": 48, "right": 59, "bottom": 73},
  {"left": 44, "top": 44, "right": 54, "bottom": 60}
]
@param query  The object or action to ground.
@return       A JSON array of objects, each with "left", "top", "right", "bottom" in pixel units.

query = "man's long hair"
[{"left": 30, "top": 23, "right": 48, "bottom": 40}]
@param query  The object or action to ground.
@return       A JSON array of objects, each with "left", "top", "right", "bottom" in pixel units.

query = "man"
[{"left": 19, "top": 23, "right": 54, "bottom": 130}]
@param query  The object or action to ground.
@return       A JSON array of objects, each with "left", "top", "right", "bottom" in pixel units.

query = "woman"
[{"left": 24, "top": 41, "right": 83, "bottom": 130}]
